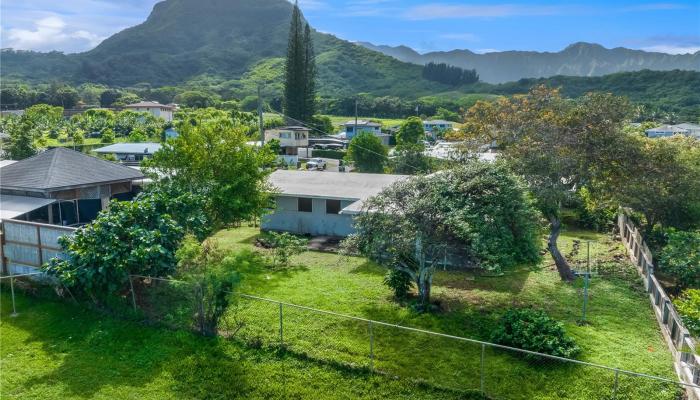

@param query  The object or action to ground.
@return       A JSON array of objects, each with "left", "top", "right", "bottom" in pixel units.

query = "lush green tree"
[
  {"left": 100, "top": 89, "right": 121, "bottom": 107},
  {"left": 73, "top": 108, "right": 115, "bottom": 134},
  {"left": 658, "top": 230, "right": 700, "bottom": 290},
  {"left": 138, "top": 180, "right": 212, "bottom": 241},
  {"left": 101, "top": 128, "right": 115, "bottom": 144},
  {"left": 44, "top": 198, "right": 184, "bottom": 296},
  {"left": 175, "top": 90, "right": 219, "bottom": 108},
  {"left": 390, "top": 144, "right": 433, "bottom": 175},
  {"left": 47, "top": 84, "right": 80, "bottom": 108},
  {"left": 176, "top": 235, "right": 240, "bottom": 336},
  {"left": 145, "top": 111, "right": 275, "bottom": 228},
  {"left": 3, "top": 104, "right": 63, "bottom": 159},
  {"left": 459, "top": 86, "right": 631, "bottom": 281},
  {"left": 262, "top": 231, "right": 308, "bottom": 267},
  {"left": 612, "top": 136, "right": 700, "bottom": 235},
  {"left": 346, "top": 131, "right": 387, "bottom": 173},
  {"left": 310, "top": 115, "right": 333, "bottom": 134},
  {"left": 113, "top": 93, "right": 140, "bottom": 107},
  {"left": 396, "top": 116, "right": 425, "bottom": 147},
  {"left": 283, "top": 2, "right": 316, "bottom": 123},
  {"left": 674, "top": 289, "right": 700, "bottom": 337},
  {"left": 347, "top": 161, "right": 541, "bottom": 308}
]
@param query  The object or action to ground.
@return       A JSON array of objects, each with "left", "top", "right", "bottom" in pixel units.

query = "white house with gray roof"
[
  {"left": 123, "top": 101, "right": 176, "bottom": 122},
  {"left": 262, "top": 170, "right": 407, "bottom": 237}
]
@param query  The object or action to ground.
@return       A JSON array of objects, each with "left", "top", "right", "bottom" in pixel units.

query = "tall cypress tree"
[
  {"left": 283, "top": 2, "right": 316, "bottom": 124},
  {"left": 283, "top": 1, "right": 306, "bottom": 123},
  {"left": 302, "top": 23, "right": 316, "bottom": 122}
]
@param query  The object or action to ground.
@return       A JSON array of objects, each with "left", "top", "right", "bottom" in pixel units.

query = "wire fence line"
[{"left": 2, "top": 272, "right": 697, "bottom": 399}]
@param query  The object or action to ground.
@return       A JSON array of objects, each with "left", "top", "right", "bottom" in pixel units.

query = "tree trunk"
[
  {"left": 548, "top": 216, "right": 575, "bottom": 282},
  {"left": 416, "top": 266, "right": 433, "bottom": 308}
]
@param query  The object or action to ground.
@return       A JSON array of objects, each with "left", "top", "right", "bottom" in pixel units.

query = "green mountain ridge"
[{"left": 0, "top": 0, "right": 450, "bottom": 97}]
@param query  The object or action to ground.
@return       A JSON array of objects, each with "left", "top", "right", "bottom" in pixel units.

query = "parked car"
[{"left": 306, "top": 158, "right": 327, "bottom": 170}]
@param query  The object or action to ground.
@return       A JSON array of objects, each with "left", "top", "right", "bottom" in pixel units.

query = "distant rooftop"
[
  {"left": 342, "top": 120, "right": 381, "bottom": 127},
  {"left": 0, "top": 147, "right": 144, "bottom": 192},
  {"left": 94, "top": 142, "right": 162, "bottom": 154},
  {"left": 124, "top": 101, "right": 175, "bottom": 109},
  {"left": 423, "top": 120, "right": 453, "bottom": 125},
  {"left": 268, "top": 170, "right": 407, "bottom": 214},
  {"left": 646, "top": 125, "right": 688, "bottom": 133}
]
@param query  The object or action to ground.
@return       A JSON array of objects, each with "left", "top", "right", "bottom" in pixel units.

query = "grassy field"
[
  {"left": 0, "top": 292, "right": 485, "bottom": 400},
  {"left": 207, "top": 227, "right": 678, "bottom": 400},
  {"left": 0, "top": 227, "right": 678, "bottom": 400}
]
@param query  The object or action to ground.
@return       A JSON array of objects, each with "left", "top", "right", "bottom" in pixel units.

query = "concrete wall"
[{"left": 261, "top": 195, "right": 356, "bottom": 237}]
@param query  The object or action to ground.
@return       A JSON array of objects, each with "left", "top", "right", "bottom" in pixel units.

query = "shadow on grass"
[
  {"left": 1, "top": 293, "right": 249, "bottom": 399},
  {"left": 348, "top": 260, "right": 386, "bottom": 276}
]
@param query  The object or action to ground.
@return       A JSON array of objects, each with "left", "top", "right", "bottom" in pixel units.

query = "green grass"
[
  {"left": 0, "top": 292, "right": 485, "bottom": 400},
  {"left": 208, "top": 227, "right": 679, "bottom": 400}
]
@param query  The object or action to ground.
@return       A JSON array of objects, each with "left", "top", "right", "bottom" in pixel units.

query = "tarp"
[{"left": 0, "top": 194, "right": 55, "bottom": 220}]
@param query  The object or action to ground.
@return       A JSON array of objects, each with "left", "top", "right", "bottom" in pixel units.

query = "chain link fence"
[{"left": 1, "top": 272, "right": 697, "bottom": 400}]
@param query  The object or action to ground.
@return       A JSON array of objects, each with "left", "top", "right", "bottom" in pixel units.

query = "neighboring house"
[
  {"left": 265, "top": 126, "right": 310, "bottom": 165},
  {"left": 164, "top": 127, "right": 179, "bottom": 139},
  {"left": 673, "top": 123, "right": 700, "bottom": 138},
  {"left": 262, "top": 170, "right": 407, "bottom": 237},
  {"left": 342, "top": 120, "right": 391, "bottom": 145},
  {"left": 94, "top": 142, "right": 162, "bottom": 165},
  {"left": 0, "top": 147, "right": 144, "bottom": 226},
  {"left": 645, "top": 124, "right": 690, "bottom": 138},
  {"left": 123, "top": 101, "right": 175, "bottom": 122},
  {"left": 423, "top": 120, "right": 454, "bottom": 138}
]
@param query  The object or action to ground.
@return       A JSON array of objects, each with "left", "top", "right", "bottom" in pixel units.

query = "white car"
[{"left": 306, "top": 158, "right": 327, "bottom": 170}]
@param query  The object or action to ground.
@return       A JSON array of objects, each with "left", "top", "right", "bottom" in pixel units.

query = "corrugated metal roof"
[
  {"left": 0, "top": 194, "right": 55, "bottom": 220},
  {"left": 93, "top": 142, "right": 162, "bottom": 154},
  {"left": 0, "top": 148, "right": 144, "bottom": 192}
]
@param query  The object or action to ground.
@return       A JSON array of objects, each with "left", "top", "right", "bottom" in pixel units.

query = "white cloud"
[
  {"left": 641, "top": 45, "right": 700, "bottom": 54},
  {"left": 402, "top": 4, "right": 574, "bottom": 20},
  {"left": 4, "top": 16, "right": 105, "bottom": 52}
]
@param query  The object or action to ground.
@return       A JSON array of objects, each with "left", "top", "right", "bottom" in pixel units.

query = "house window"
[
  {"left": 298, "top": 197, "right": 313, "bottom": 212},
  {"left": 326, "top": 199, "right": 341, "bottom": 214}
]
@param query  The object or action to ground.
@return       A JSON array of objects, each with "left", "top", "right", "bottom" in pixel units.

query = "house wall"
[
  {"left": 1, "top": 220, "right": 75, "bottom": 275},
  {"left": 129, "top": 107, "right": 173, "bottom": 122},
  {"left": 261, "top": 195, "right": 356, "bottom": 237}
]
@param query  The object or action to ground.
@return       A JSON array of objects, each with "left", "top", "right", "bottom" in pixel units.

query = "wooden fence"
[
  {"left": 0, "top": 220, "right": 75, "bottom": 275},
  {"left": 618, "top": 212, "right": 700, "bottom": 397}
]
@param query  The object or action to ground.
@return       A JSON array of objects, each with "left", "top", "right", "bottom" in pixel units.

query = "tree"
[
  {"left": 4, "top": 104, "right": 63, "bottom": 159},
  {"left": 283, "top": 2, "right": 315, "bottom": 123},
  {"left": 174, "top": 91, "right": 219, "bottom": 108},
  {"left": 176, "top": 235, "right": 240, "bottom": 336},
  {"left": 658, "top": 230, "right": 700, "bottom": 290},
  {"left": 44, "top": 198, "right": 184, "bottom": 297},
  {"left": 390, "top": 144, "right": 433, "bottom": 175},
  {"left": 144, "top": 111, "right": 275, "bottom": 228},
  {"left": 348, "top": 162, "right": 541, "bottom": 308},
  {"left": 263, "top": 231, "right": 308, "bottom": 267},
  {"left": 396, "top": 116, "right": 425, "bottom": 147},
  {"left": 100, "top": 89, "right": 121, "bottom": 107},
  {"left": 346, "top": 131, "right": 388, "bottom": 173},
  {"left": 458, "top": 86, "right": 631, "bottom": 281}
]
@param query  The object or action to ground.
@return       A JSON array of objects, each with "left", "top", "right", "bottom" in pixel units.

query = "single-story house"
[
  {"left": 123, "top": 101, "right": 176, "bottom": 122},
  {"left": 94, "top": 142, "right": 162, "bottom": 164},
  {"left": 262, "top": 170, "right": 407, "bottom": 237},
  {"left": 673, "top": 123, "right": 700, "bottom": 138},
  {"left": 645, "top": 124, "right": 690, "bottom": 138},
  {"left": 265, "top": 126, "right": 310, "bottom": 165},
  {"left": 342, "top": 120, "right": 391, "bottom": 145},
  {"left": 0, "top": 147, "right": 144, "bottom": 226}
]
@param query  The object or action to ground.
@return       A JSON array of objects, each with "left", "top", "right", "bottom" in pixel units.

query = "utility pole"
[
  {"left": 257, "top": 84, "right": 265, "bottom": 146},
  {"left": 354, "top": 98, "right": 358, "bottom": 139}
]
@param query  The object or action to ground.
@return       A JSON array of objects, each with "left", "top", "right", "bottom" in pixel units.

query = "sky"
[{"left": 1, "top": 0, "right": 699, "bottom": 55}]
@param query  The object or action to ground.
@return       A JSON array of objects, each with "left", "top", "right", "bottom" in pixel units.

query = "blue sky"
[{"left": 1, "top": 0, "right": 699, "bottom": 54}]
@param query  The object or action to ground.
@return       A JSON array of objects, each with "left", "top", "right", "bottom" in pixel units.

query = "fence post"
[
  {"left": 369, "top": 321, "right": 374, "bottom": 372},
  {"left": 279, "top": 302, "right": 284, "bottom": 347},
  {"left": 10, "top": 276, "right": 18, "bottom": 317},
  {"left": 480, "top": 343, "right": 485, "bottom": 393},
  {"left": 612, "top": 369, "right": 619, "bottom": 400},
  {"left": 128, "top": 275, "right": 137, "bottom": 311}
]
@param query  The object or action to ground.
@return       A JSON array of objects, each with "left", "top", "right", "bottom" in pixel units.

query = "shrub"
[
  {"left": 658, "top": 230, "right": 700, "bottom": 290},
  {"left": 674, "top": 289, "right": 700, "bottom": 338},
  {"left": 312, "top": 149, "right": 346, "bottom": 159},
  {"left": 383, "top": 269, "right": 413, "bottom": 299},
  {"left": 261, "top": 231, "right": 308, "bottom": 267},
  {"left": 490, "top": 308, "right": 581, "bottom": 360}
]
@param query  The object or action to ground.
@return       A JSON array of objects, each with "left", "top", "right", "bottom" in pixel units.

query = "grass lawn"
[
  {"left": 0, "top": 292, "right": 485, "bottom": 400},
  {"left": 209, "top": 227, "right": 679, "bottom": 400}
]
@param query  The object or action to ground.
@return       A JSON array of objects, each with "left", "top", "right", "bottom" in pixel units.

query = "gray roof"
[
  {"left": 124, "top": 101, "right": 175, "bottom": 109},
  {"left": 94, "top": 142, "right": 162, "bottom": 154},
  {"left": 0, "top": 194, "right": 55, "bottom": 220},
  {"left": 646, "top": 125, "right": 688, "bottom": 133},
  {"left": 342, "top": 120, "right": 381, "bottom": 127},
  {"left": 268, "top": 170, "right": 407, "bottom": 214},
  {"left": 0, "top": 147, "right": 144, "bottom": 192},
  {"left": 674, "top": 123, "right": 700, "bottom": 130},
  {"left": 423, "top": 120, "right": 453, "bottom": 125}
]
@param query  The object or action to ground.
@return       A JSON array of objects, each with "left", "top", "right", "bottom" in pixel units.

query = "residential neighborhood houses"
[
  {"left": 122, "top": 101, "right": 176, "bottom": 122},
  {"left": 94, "top": 142, "right": 163, "bottom": 165},
  {"left": 264, "top": 126, "right": 310, "bottom": 165},
  {"left": 645, "top": 123, "right": 700, "bottom": 138},
  {"left": 0, "top": 147, "right": 144, "bottom": 226},
  {"left": 262, "top": 169, "right": 407, "bottom": 236}
]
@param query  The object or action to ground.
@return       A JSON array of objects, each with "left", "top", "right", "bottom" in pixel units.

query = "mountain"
[
  {"left": 0, "top": 0, "right": 450, "bottom": 97},
  {"left": 358, "top": 42, "right": 700, "bottom": 84}
]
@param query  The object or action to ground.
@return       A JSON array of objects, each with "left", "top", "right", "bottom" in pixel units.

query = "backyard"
[{"left": 0, "top": 227, "right": 680, "bottom": 400}]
